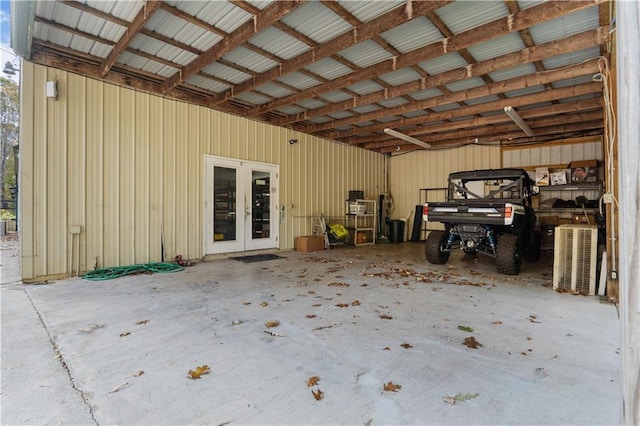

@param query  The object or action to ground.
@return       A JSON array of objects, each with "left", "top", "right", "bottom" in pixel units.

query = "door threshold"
[{"left": 203, "top": 248, "right": 281, "bottom": 262}]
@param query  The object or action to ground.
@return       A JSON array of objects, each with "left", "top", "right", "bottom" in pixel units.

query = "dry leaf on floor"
[
  {"left": 135, "top": 320, "right": 149, "bottom": 325},
  {"left": 379, "top": 315, "right": 393, "bottom": 320},
  {"left": 306, "top": 376, "right": 320, "bottom": 387},
  {"left": 260, "top": 302, "right": 269, "bottom": 307},
  {"left": 528, "top": 315, "right": 541, "bottom": 323},
  {"left": 188, "top": 365, "right": 210, "bottom": 379},
  {"left": 463, "top": 336, "right": 483, "bottom": 349},
  {"left": 119, "top": 332, "right": 131, "bottom": 337},
  {"left": 265, "top": 320, "right": 280, "bottom": 328},
  {"left": 306, "top": 314, "right": 317, "bottom": 318},
  {"left": 383, "top": 347, "right": 391, "bottom": 351},
  {"left": 133, "top": 370, "right": 144, "bottom": 377},
  {"left": 383, "top": 381, "right": 401, "bottom": 392},
  {"left": 492, "top": 320, "right": 503, "bottom": 325},
  {"left": 351, "top": 300, "right": 361, "bottom": 306},
  {"left": 458, "top": 325, "right": 474, "bottom": 332},
  {"left": 312, "top": 303, "right": 322, "bottom": 307},
  {"left": 336, "top": 303, "right": 349, "bottom": 308},
  {"left": 264, "top": 330, "right": 286, "bottom": 337},
  {"left": 401, "top": 343, "right": 413, "bottom": 349},
  {"left": 107, "top": 382, "right": 130, "bottom": 394},
  {"left": 312, "top": 388, "right": 324, "bottom": 400},
  {"left": 443, "top": 393, "right": 479, "bottom": 404},
  {"left": 243, "top": 302, "right": 252, "bottom": 305}
]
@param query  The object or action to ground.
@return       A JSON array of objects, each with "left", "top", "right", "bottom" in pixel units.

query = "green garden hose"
[{"left": 84, "top": 262, "right": 184, "bottom": 281}]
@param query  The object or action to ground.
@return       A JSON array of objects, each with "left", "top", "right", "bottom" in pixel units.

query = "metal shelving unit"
[{"left": 345, "top": 199, "right": 376, "bottom": 246}]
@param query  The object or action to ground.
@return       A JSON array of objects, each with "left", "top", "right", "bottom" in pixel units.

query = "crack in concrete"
[{"left": 23, "top": 287, "right": 99, "bottom": 426}]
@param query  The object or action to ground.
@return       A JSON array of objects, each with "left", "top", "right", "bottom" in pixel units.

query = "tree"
[{"left": 1, "top": 76, "right": 19, "bottom": 206}]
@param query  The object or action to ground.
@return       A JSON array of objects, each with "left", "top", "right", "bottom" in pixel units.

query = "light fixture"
[
  {"left": 46, "top": 80, "right": 58, "bottom": 99},
  {"left": 2, "top": 61, "right": 19, "bottom": 76},
  {"left": 383, "top": 128, "right": 431, "bottom": 149},
  {"left": 503, "top": 106, "right": 534, "bottom": 136}
]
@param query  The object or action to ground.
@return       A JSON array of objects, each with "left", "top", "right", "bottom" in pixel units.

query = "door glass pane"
[
  {"left": 214, "top": 166, "right": 237, "bottom": 242},
  {"left": 251, "top": 171, "right": 270, "bottom": 240}
]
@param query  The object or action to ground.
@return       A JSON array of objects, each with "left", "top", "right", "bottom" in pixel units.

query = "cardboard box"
[
  {"left": 539, "top": 215, "right": 559, "bottom": 225},
  {"left": 295, "top": 236, "right": 325, "bottom": 252},
  {"left": 535, "top": 167, "right": 549, "bottom": 186},
  {"left": 573, "top": 212, "right": 596, "bottom": 225},
  {"left": 531, "top": 195, "right": 540, "bottom": 209},
  {"left": 550, "top": 169, "right": 569, "bottom": 186},
  {"left": 570, "top": 160, "right": 598, "bottom": 182}
]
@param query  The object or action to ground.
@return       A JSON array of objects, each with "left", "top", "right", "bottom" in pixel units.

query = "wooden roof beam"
[
  {"left": 101, "top": 1, "right": 162, "bottom": 77},
  {"left": 209, "top": 1, "right": 452, "bottom": 106},
  {"left": 271, "top": 26, "right": 610, "bottom": 126},
  {"left": 320, "top": 81, "right": 603, "bottom": 140},
  {"left": 247, "top": 0, "right": 604, "bottom": 117},
  {"left": 305, "top": 59, "right": 603, "bottom": 133},
  {"left": 162, "top": 0, "right": 306, "bottom": 93}
]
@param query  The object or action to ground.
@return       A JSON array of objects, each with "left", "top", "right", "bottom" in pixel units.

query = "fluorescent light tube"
[
  {"left": 383, "top": 128, "right": 431, "bottom": 148},
  {"left": 504, "top": 106, "right": 534, "bottom": 136}
]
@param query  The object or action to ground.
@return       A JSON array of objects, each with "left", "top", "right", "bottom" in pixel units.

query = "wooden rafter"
[
  {"left": 162, "top": 0, "right": 306, "bottom": 93},
  {"left": 247, "top": 0, "right": 604, "bottom": 117},
  {"left": 208, "top": 0, "right": 452, "bottom": 106},
  {"left": 271, "top": 27, "right": 610, "bottom": 127},
  {"left": 101, "top": 1, "right": 163, "bottom": 77}
]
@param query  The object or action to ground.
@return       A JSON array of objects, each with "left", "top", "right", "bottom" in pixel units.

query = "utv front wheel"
[
  {"left": 496, "top": 234, "right": 522, "bottom": 275},
  {"left": 425, "top": 230, "right": 450, "bottom": 265}
]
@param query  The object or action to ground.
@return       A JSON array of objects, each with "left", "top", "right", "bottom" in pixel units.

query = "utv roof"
[{"left": 449, "top": 168, "right": 532, "bottom": 183}]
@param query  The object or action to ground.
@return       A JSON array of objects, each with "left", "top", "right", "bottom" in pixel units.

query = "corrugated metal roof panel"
[
  {"left": 334, "top": 125, "right": 354, "bottom": 131},
  {"left": 431, "top": 104, "right": 461, "bottom": 113},
  {"left": 249, "top": 27, "right": 311, "bottom": 61},
  {"left": 185, "top": 75, "right": 231, "bottom": 93},
  {"left": 296, "top": 99, "right": 327, "bottom": 110},
  {"left": 202, "top": 62, "right": 252, "bottom": 84},
  {"left": 100, "top": 0, "right": 143, "bottom": 22},
  {"left": 329, "top": 111, "right": 354, "bottom": 120},
  {"left": 281, "top": 2, "right": 352, "bottom": 44},
  {"left": 464, "top": 95, "right": 501, "bottom": 106},
  {"left": 466, "top": 33, "right": 526, "bottom": 62},
  {"left": 234, "top": 91, "right": 270, "bottom": 106},
  {"left": 90, "top": 45, "right": 111, "bottom": 59},
  {"left": 379, "top": 68, "right": 422, "bottom": 86},
  {"left": 305, "top": 58, "right": 353, "bottom": 80},
  {"left": 516, "top": 0, "right": 546, "bottom": 9},
  {"left": 504, "top": 85, "right": 546, "bottom": 98},
  {"left": 380, "top": 16, "right": 443, "bottom": 53},
  {"left": 551, "top": 75, "right": 595, "bottom": 89},
  {"left": 347, "top": 80, "right": 385, "bottom": 96},
  {"left": 445, "top": 76, "right": 486, "bottom": 92},
  {"left": 557, "top": 93, "right": 601, "bottom": 104},
  {"left": 339, "top": 0, "right": 403, "bottom": 22},
  {"left": 145, "top": 9, "right": 191, "bottom": 40},
  {"left": 277, "top": 72, "right": 320, "bottom": 91},
  {"left": 255, "top": 82, "right": 295, "bottom": 99},
  {"left": 489, "top": 63, "right": 537, "bottom": 82},
  {"left": 246, "top": 0, "right": 275, "bottom": 10},
  {"left": 351, "top": 104, "right": 380, "bottom": 114},
  {"left": 402, "top": 110, "right": 429, "bottom": 118},
  {"left": 377, "top": 115, "right": 402, "bottom": 123},
  {"left": 409, "top": 87, "right": 444, "bottom": 101},
  {"left": 275, "top": 105, "right": 306, "bottom": 115},
  {"left": 530, "top": 8, "right": 599, "bottom": 44},
  {"left": 542, "top": 47, "right": 601, "bottom": 70},
  {"left": 308, "top": 116, "right": 332, "bottom": 124},
  {"left": 436, "top": 1, "right": 509, "bottom": 34},
  {"left": 338, "top": 40, "right": 394, "bottom": 68},
  {"left": 377, "top": 97, "right": 409, "bottom": 108},
  {"left": 68, "top": 37, "right": 94, "bottom": 55},
  {"left": 223, "top": 47, "right": 278, "bottom": 73},
  {"left": 419, "top": 52, "right": 468, "bottom": 75},
  {"left": 319, "top": 90, "right": 352, "bottom": 103}
]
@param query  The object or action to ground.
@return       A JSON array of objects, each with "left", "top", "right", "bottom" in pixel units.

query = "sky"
[{"left": 1, "top": 0, "right": 20, "bottom": 83}]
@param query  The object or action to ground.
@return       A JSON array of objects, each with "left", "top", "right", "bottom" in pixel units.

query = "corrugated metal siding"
[
  {"left": 502, "top": 140, "right": 603, "bottom": 168},
  {"left": 20, "top": 62, "right": 385, "bottom": 280},
  {"left": 388, "top": 146, "right": 501, "bottom": 235}
]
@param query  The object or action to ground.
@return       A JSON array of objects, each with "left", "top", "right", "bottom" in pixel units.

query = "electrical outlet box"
[
  {"left": 69, "top": 225, "right": 81, "bottom": 234},
  {"left": 602, "top": 193, "right": 614, "bottom": 204}
]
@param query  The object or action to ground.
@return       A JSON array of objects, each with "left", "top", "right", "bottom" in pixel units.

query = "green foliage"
[{"left": 1, "top": 77, "right": 19, "bottom": 202}]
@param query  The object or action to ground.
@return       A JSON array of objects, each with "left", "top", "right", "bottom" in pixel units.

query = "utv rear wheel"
[
  {"left": 496, "top": 234, "right": 522, "bottom": 275},
  {"left": 425, "top": 230, "right": 450, "bottom": 265}
]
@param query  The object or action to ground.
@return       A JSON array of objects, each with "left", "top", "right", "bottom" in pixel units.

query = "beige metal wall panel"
[
  {"left": 388, "top": 146, "right": 501, "bottom": 237},
  {"left": 19, "top": 62, "right": 385, "bottom": 280},
  {"left": 502, "top": 139, "right": 603, "bottom": 168}
]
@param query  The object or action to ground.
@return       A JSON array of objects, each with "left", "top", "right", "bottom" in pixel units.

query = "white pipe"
[{"left": 504, "top": 106, "right": 535, "bottom": 136}]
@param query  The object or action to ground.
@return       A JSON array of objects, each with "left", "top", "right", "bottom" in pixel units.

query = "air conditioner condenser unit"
[{"left": 553, "top": 225, "right": 598, "bottom": 295}]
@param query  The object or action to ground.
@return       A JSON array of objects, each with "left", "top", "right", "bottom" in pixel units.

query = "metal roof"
[{"left": 19, "top": 0, "right": 611, "bottom": 153}]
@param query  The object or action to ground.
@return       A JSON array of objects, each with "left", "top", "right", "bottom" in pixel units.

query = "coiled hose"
[{"left": 84, "top": 262, "right": 184, "bottom": 281}]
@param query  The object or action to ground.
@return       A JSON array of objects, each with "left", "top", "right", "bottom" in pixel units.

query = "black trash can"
[{"left": 388, "top": 220, "right": 405, "bottom": 243}]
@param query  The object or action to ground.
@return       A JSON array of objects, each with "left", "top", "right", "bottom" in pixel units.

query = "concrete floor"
[{"left": 1, "top": 237, "right": 621, "bottom": 425}]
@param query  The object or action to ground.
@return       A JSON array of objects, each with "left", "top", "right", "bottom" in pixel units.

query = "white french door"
[{"left": 204, "top": 156, "right": 279, "bottom": 255}]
